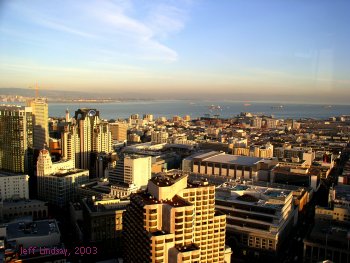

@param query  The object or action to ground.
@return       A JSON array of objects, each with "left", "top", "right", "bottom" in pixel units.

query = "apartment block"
[
  {"left": 123, "top": 170, "right": 231, "bottom": 263},
  {"left": 215, "top": 181, "right": 298, "bottom": 260}
]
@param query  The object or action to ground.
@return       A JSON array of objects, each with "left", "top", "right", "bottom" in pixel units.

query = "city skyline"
[{"left": 0, "top": 0, "right": 349, "bottom": 102}]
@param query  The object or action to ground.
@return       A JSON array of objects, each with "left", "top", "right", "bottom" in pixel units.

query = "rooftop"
[
  {"left": 50, "top": 169, "right": 88, "bottom": 177},
  {"left": 334, "top": 184, "right": 350, "bottom": 202},
  {"left": 202, "top": 154, "right": 263, "bottom": 166},
  {"left": 150, "top": 171, "right": 187, "bottom": 187},
  {"left": 176, "top": 243, "right": 200, "bottom": 253},
  {"left": 137, "top": 192, "right": 192, "bottom": 208},
  {"left": 0, "top": 171, "right": 28, "bottom": 177},
  {"left": 305, "top": 219, "right": 350, "bottom": 249},
  {"left": 83, "top": 198, "right": 129, "bottom": 213},
  {"left": 6, "top": 220, "right": 59, "bottom": 240},
  {"left": 216, "top": 182, "right": 291, "bottom": 209}
]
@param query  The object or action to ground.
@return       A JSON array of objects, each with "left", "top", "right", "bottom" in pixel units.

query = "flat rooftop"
[
  {"left": 3, "top": 199, "right": 47, "bottom": 207},
  {"left": 150, "top": 171, "right": 187, "bottom": 187},
  {"left": 83, "top": 198, "right": 129, "bottom": 213},
  {"left": 305, "top": 219, "right": 350, "bottom": 249},
  {"left": 50, "top": 169, "right": 88, "bottom": 177},
  {"left": 137, "top": 192, "right": 192, "bottom": 208},
  {"left": 334, "top": 184, "right": 350, "bottom": 202},
  {"left": 201, "top": 154, "right": 263, "bottom": 166},
  {"left": 0, "top": 171, "right": 27, "bottom": 177},
  {"left": 6, "top": 220, "right": 59, "bottom": 240},
  {"left": 216, "top": 182, "right": 291, "bottom": 210},
  {"left": 176, "top": 243, "right": 199, "bottom": 253}
]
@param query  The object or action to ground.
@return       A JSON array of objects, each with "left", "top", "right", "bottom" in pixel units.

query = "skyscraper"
[
  {"left": 61, "top": 109, "right": 112, "bottom": 172},
  {"left": 123, "top": 170, "right": 231, "bottom": 263},
  {"left": 0, "top": 105, "right": 33, "bottom": 173},
  {"left": 26, "top": 98, "right": 49, "bottom": 150}
]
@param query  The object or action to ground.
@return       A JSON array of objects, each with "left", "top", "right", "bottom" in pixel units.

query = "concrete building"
[
  {"left": 265, "top": 118, "right": 278, "bottom": 129},
  {"left": 185, "top": 151, "right": 274, "bottom": 181},
  {"left": 143, "top": 114, "right": 154, "bottom": 122},
  {"left": 76, "top": 179, "right": 111, "bottom": 199},
  {"left": 26, "top": 98, "right": 49, "bottom": 150},
  {"left": 81, "top": 198, "right": 129, "bottom": 242},
  {"left": 251, "top": 117, "right": 262, "bottom": 128},
  {"left": 0, "top": 171, "right": 29, "bottom": 200},
  {"left": 151, "top": 130, "right": 169, "bottom": 144},
  {"left": 0, "top": 105, "right": 33, "bottom": 173},
  {"left": 271, "top": 165, "right": 321, "bottom": 191},
  {"left": 4, "top": 219, "right": 60, "bottom": 248},
  {"left": 123, "top": 170, "right": 231, "bottom": 263},
  {"left": 2, "top": 219, "right": 66, "bottom": 262},
  {"left": 37, "top": 150, "right": 89, "bottom": 207},
  {"left": 273, "top": 146, "right": 314, "bottom": 166},
  {"left": 109, "top": 122, "right": 128, "bottom": 142},
  {"left": 215, "top": 181, "right": 298, "bottom": 261},
  {"left": 61, "top": 123, "right": 80, "bottom": 167},
  {"left": 107, "top": 155, "right": 151, "bottom": 189},
  {"left": 1, "top": 199, "right": 48, "bottom": 221},
  {"left": 74, "top": 108, "right": 112, "bottom": 170},
  {"left": 304, "top": 184, "right": 350, "bottom": 262}
]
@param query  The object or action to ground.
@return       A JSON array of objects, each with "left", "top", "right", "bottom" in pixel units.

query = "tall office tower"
[
  {"left": 74, "top": 109, "right": 112, "bottom": 170},
  {"left": 108, "top": 155, "right": 151, "bottom": 189},
  {"left": 65, "top": 108, "right": 70, "bottom": 122},
  {"left": 109, "top": 123, "right": 128, "bottom": 142},
  {"left": 123, "top": 171, "right": 231, "bottom": 263},
  {"left": 0, "top": 105, "right": 33, "bottom": 173},
  {"left": 26, "top": 98, "right": 49, "bottom": 149}
]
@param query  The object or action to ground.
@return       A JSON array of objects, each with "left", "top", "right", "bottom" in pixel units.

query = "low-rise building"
[
  {"left": 1, "top": 199, "right": 48, "bottom": 221},
  {"left": 215, "top": 181, "right": 298, "bottom": 261},
  {"left": 37, "top": 150, "right": 89, "bottom": 207},
  {"left": 0, "top": 171, "right": 29, "bottom": 200},
  {"left": 304, "top": 184, "right": 350, "bottom": 263}
]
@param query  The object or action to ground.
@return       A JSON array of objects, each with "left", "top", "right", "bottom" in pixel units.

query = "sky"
[{"left": 0, "top": 0, "right": 349, "bottom": 102}]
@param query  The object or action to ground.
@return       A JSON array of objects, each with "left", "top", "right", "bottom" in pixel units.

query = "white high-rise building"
[
  {"left": 0, "top": 171, "right": 29, "bottom": 200},
  {"left": 108, "top": 155, "right": 151, "bottom": 189}
]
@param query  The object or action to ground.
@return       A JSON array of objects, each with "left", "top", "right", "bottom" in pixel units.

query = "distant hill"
[{"left": 0, "top": 88, "right": 99, "bottom": 99}]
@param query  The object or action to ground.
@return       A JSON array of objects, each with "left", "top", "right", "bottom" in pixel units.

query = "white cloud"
[{"left": 3, "top": 0, "right": 191, "bottom": 62}]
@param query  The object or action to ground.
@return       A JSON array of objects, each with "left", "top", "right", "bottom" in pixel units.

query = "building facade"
[
  {"left": 26, "top": 98, "right": 49, "bottom": 150},
  {"left": 0, "top": 171, "right": 29, "bottom": 200},
  {"left": 0, "top": 105, "right": 33, "bottom": 173},
  {"left": 123, "top": 171, "right": 231, "bottom": 263},
  {"left": 37, "top": 150, "right": 89, "bottom": 207},
  {"left": 107, "top": 155, "right": 151, "bottom": 189}
]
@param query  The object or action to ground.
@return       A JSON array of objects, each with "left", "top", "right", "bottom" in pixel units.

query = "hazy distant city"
[{"left": 1, "top": 0, "right": 350, "bottom": 263}]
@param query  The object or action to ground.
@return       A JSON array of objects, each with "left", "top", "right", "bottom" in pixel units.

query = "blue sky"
[{"left": 0, "top": 0, "right": 349, "bottom": 101}]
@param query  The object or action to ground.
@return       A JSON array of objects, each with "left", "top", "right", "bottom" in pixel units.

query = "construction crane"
[{"left": 29, "top": 83, "right": 40, "bottom": 98}]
